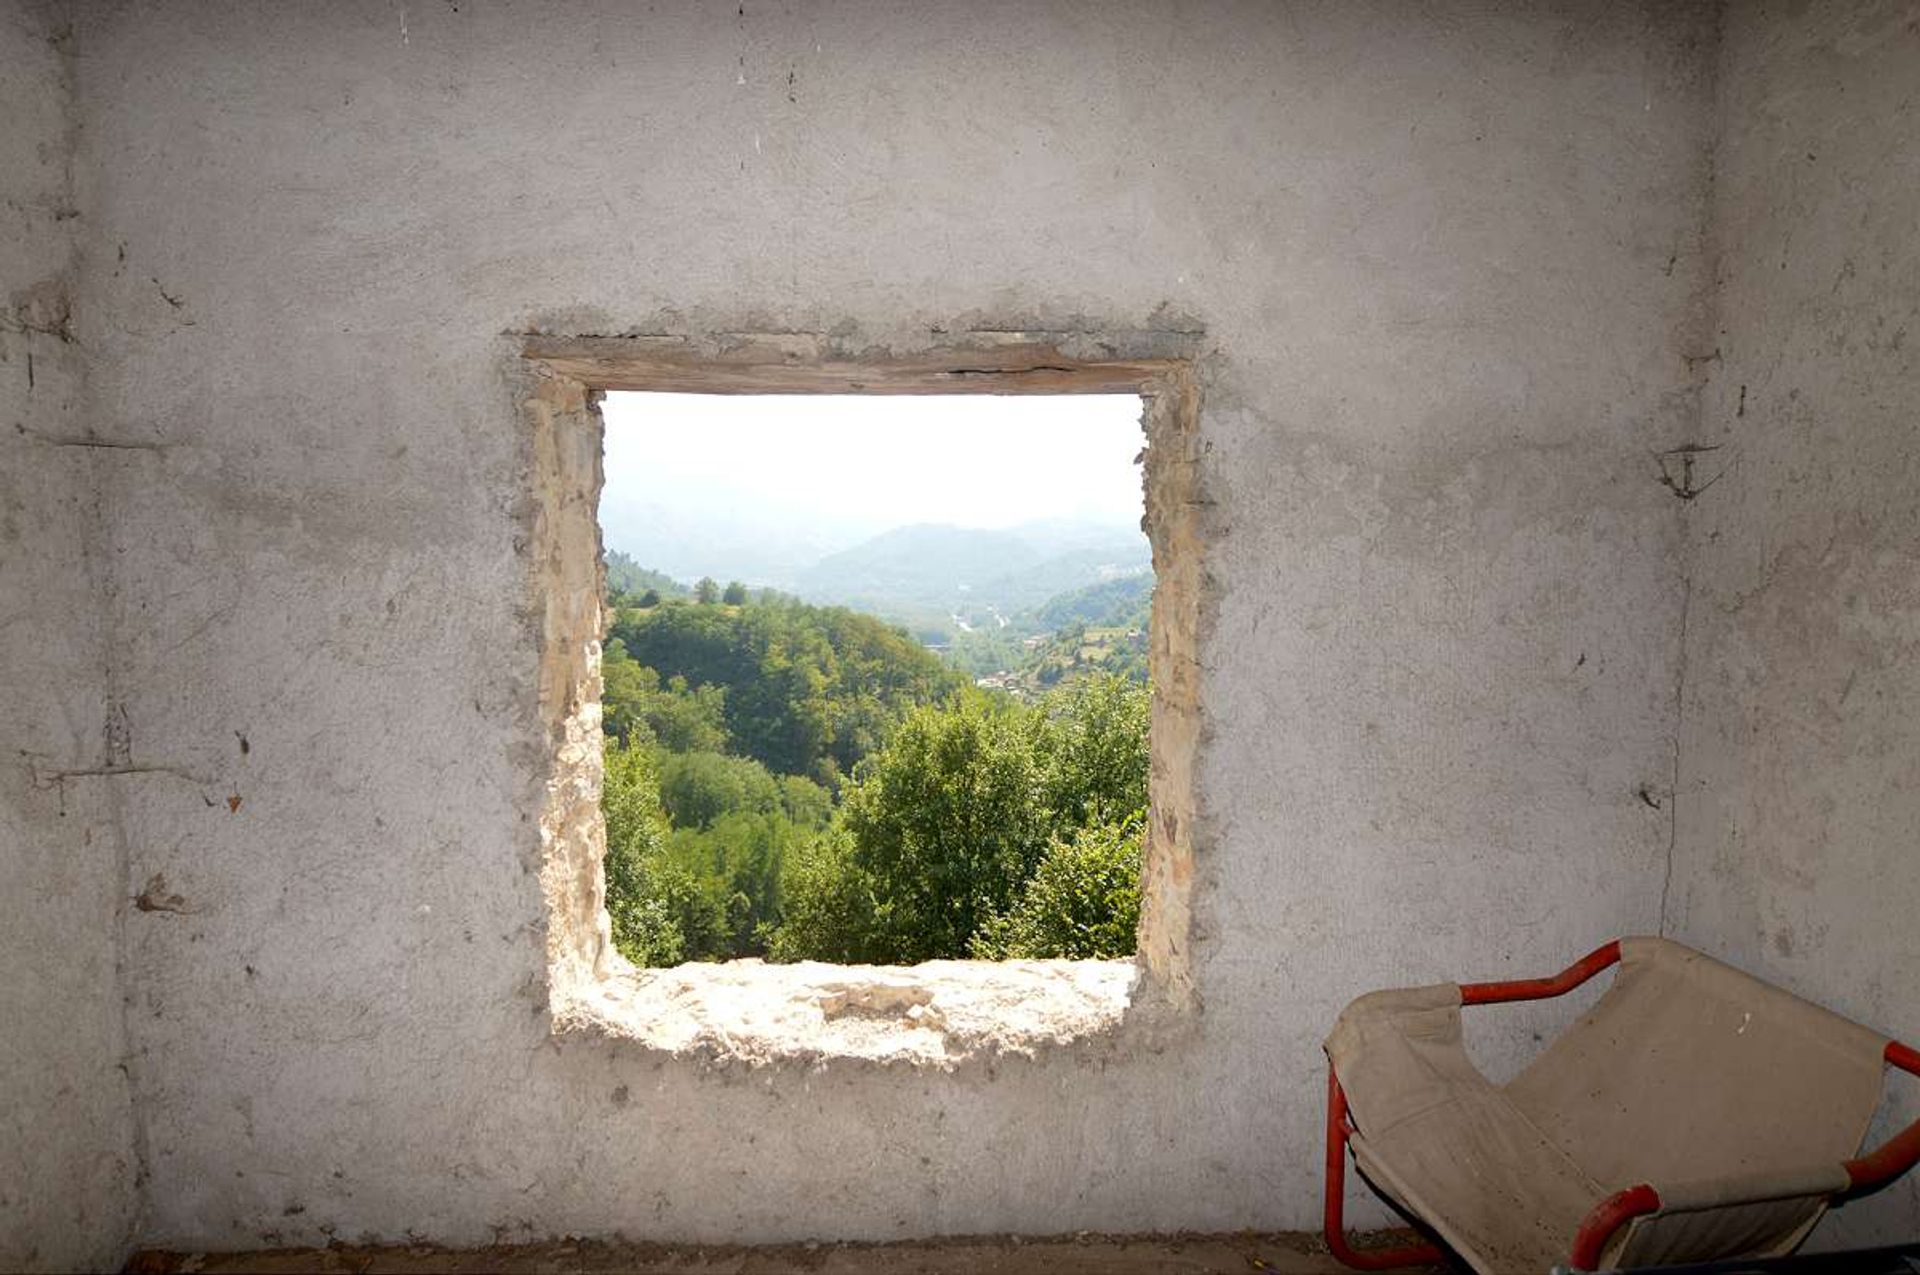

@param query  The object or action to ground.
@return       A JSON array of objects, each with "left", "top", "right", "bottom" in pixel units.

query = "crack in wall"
[
  {"left": 1659, "top": 568, "right": 1692, "bottom": 939},
  {"left": 1657, "top": 0, "right": 1725, "bottom": 943},
  {"left": 15, "top": 424, "right": 167, "bottom": 450}
]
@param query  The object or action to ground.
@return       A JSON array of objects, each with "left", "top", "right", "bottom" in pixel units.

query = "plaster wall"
[
  {"left": 1667, "top": 0, "right": 1920, "bottom": 1242},
  {"left": 0, "top": 1, "right": 139, "bottom": 1268},
  {"left": 70, "top": 0, "right": 1711, "bottom": 1249}
]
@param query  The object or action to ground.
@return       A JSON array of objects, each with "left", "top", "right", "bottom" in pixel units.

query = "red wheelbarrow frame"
[{"left": 1324, "top": 939, "right": 1920, "bottom": 1273}]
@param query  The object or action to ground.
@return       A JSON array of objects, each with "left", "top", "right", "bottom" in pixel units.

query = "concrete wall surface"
[
  {"left": 21, "top": 0, "right": 1920, "bottom": 1261},
  {"left": 1668, "top": 0, "right": 1920, "bottom": 1244},
  {"left": 64, "top": 0, "right": 1714, "bottom": 1249},
  {"left": 0, "top": 1, "right": 139, "bottom": 1269}
]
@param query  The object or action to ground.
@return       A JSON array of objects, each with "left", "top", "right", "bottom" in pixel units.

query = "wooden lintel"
[{"left": 521, "top": 337, "right": 1178, "bottom": 395}]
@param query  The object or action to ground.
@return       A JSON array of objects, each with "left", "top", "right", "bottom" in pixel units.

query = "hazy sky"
[{"left": 600, "top": 392, "right": 1145, "bottom": 531}]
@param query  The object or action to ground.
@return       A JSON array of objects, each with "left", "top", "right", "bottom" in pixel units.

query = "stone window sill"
[{"left": 557, "top": 957, "right": 1140, "bottom": 1067}]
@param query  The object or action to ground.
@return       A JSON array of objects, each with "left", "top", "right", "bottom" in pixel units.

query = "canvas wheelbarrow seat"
[{"left": 1322, "top": 937, "right": 1920, "bottom": 1273}]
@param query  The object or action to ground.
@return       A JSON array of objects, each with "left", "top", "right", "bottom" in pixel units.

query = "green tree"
[
  {"left": 777, "top": 773, "right": 834, "bottom": 829},
  {"left": 601, "top": 646, "right": 729, "bottom": 752},
  {"left": 663, "top": 809, "right": 806, "bottom": 956},
  {"left": 1035, "top": 673, "right": 1149, "bottom": 829},
  {"left": 600, "top": 598, "right": 1148, "bottom": 968},
  {"left": 769, "top": 678, "right": 1150, "bottom": 965},
  {"left": 602, "top": 740, "right": 724, "bottom": 965},
  {"left": 695, "top": 576, "right": 720, "bottom": 604},
  {"left": 832, "top": 691, "right": 1052, "bottom": 963},
  {"left": 656, "top": 749, "right": 783, "bottom": 829},
  {"left": 722, "top": 580, "right": 749, "bottom": 605},
  {"left": 638, "top": 588, "right": 662, "bottom": 608},
  {"left": 767, "top": 829, "right": 882, "bottom": 963},
  {"left": 612, "top": 597, "right": 962, "bottom": 783},
  {"left": 970, "top": 816, "right": 1144, "bottom": 960}
]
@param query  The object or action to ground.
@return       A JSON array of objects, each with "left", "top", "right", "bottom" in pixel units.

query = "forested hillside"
[
  {"left": 941, "top": 571, "right": 1151, "bottom": 690},
  {"left": 1032, "top": 572, "right": 1151, "bottom": 630},
  {"left": 597, "top": 580, "right": 1149, "bottom": 967},
  {"left": 610, "top": 596, "right": 960, "bottom": 784},
  {"left": 605, "top": 550, "right": 689, "bottom": 603}
]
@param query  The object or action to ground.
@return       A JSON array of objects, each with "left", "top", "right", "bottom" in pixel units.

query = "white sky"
[{"left": 600, "top": 392, "right": 1144, "bottom": 530}]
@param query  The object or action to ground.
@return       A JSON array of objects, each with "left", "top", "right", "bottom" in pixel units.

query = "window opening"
[{"left": 594, "top": 392, "right": 1152, "bottom": 970}]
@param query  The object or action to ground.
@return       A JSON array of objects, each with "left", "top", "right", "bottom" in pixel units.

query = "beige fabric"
[
  {"left": 1325, "top": 938, "right": 1889, "bottom": 1273},
  {"left": 1327, "top": 984, "right": 1605, "bottom": 1272}
]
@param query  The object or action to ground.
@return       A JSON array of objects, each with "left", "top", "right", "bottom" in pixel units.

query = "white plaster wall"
[
  {"left": 1668, "top": 0, "right": 1920, "bottom": 1243},
  {"left": 70, "top": 0, "right": 1711, "bottom": 1248},
  {"left": 0, "top": 1, "right": 139, "bottom": 1268}
]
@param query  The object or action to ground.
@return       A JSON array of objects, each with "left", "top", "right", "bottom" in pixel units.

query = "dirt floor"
[{"left": 125, "top": 1231, "right": 1452, "bottom": 1274}]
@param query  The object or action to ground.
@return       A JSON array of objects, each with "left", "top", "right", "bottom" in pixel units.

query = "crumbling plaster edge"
[{"left": 513, "top": 317, "right": 1219, "bottom": 1069}]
